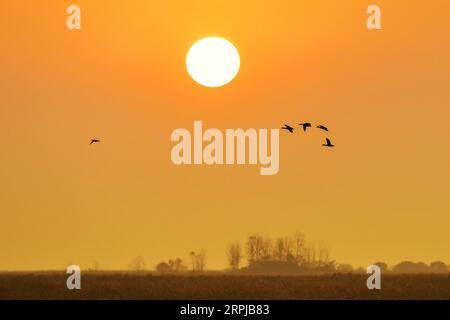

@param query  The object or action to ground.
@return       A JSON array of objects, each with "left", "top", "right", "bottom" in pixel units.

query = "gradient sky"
[{"left": 1, "top": 0, "right": 449, "bottom": 270}]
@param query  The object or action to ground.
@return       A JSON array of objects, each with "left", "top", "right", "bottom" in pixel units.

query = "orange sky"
[{"left": 0, "top": 0, "right": 449, "bottom": 270}]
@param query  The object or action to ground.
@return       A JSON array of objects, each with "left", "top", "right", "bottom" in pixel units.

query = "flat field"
[{"left": 0, "top": 273, "right": 449, "bottom": 300}]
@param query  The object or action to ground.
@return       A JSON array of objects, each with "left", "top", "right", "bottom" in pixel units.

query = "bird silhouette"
[
  {"left": 299, "top": 123, "right": 312, "bottom": 132},
  {"left": 322, "top": 138, "right": 335, "bottom": 147},
  {"left": 317, "top": 125, "right": 329, "bottom": 132},
  {"left": 90, "top": 139, "right": 100, "bottom": 145},
  {"left": 281, "top": 125, "right": 294, "bottom": 133}
]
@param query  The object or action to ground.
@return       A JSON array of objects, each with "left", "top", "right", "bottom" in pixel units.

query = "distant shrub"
[
  {"left": 430, "top": 261, "right": 448, "bottom": 273},
  {"left": 155, "top": 262, "right": 172, "bottom": 274},
  {"left": 337, "top": 264, "right": 354, "bottom": 273},
  {"left": 155, "top": 258, "right": 187, "bottom": 273},
  {"left": 128, "top": 256, "right": 146, "bottom": 272},
  {"left": 393, "top": 261, "right": 430, "bottom": 274},
  {"left": 373, "top": 262, "right": 389, "bottom": 272}
]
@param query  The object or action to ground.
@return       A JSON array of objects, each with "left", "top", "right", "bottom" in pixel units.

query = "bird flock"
[
  {"left": 89, "top": 122, "right": 335, "bottom": 147},
  {"left": 281, "top": 123, "right": 335, "bottom": 147}
]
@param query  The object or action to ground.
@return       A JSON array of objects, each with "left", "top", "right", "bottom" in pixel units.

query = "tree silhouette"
[
  {"left": 156, "top": 258, "right": 186, "bottom": 273},
  {"left": 227, "top": 242, "right": 242, "bottom": 271},
  {"left": 156, "top": 262, "right": 171, "bottom": 273},
  {"left": 190, "top": 250, "right": 207, "bottom": 272},
  {"left": 293, "top": 231, "right": 306, "bottom": 265},
  {"left": 129, "top": 256, "right": 146, "bottom": 271},
  {"left": 393, "top": 261, "right": 429, "bottom": 273},
  {"left": 373, "top": 262, "right": 389, "bottom": 273},
  {"left": 430, "top": 261, "right": 448, "bottom": 273}
]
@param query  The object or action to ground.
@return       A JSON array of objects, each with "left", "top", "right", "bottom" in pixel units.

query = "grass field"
[{"left": 0, "top": 273, "right": 448, "bottom": 300}]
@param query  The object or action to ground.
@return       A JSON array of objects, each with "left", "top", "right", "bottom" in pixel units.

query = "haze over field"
[{"left": 1, "top": 1, "right": 450, "bottom": 271}]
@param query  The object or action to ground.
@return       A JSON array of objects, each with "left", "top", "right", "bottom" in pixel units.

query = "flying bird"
[
  {"left": 281, "top": 125, "right": 294, "bottom": 133},
  {"left": 90, "top": 139, "right": 100, "bottom": 145},
  {"left": 317, "top": 125, "right": 329, "bottom": 132},
  {"left": 299, "top": 123, "right": 312, "bottom": 132},
  {"left": 322, "top": 138, "right": 335, "bottom": 147}
]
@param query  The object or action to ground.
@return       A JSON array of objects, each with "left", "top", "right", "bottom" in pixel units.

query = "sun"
[{"left": 186, "top": 37, "right": 240, "bottom": 88}]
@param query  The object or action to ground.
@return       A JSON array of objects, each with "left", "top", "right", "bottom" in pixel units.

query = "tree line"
[
  {"left": 148, "top": 231, "right": 335, "bottom": 273},
  {"left": 123, "top": 231, "right": 449, "bottom": 274},
  {"left": 227, "top": 231, "right": 335, "bottom": 273}
]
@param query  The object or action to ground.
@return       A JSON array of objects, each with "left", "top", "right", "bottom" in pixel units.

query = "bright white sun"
[{"left": 186, "top": 37, "right": 240, "bottom": 88}]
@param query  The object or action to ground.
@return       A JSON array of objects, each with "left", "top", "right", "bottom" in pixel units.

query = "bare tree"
[
  {"left": 244, "top": 232, "right": 333, "bottom": 271},
  {"left": 196, "top": 250, "right": 207, "bottom": 272},
  {"left": 190, "top": 250, "right": 207, "bottom": 272},
  {"left": 189, "top": 252, "right": 196, "bottom": 271},
  {"left": 274, "top": 237, "right": 285, "bottom": 261},
  {"left": 273, "top": 236, "right": 294, "bottom": 262},
  {"left": 247, "top": 234, "right": 273, "bottom": 262},
  {"left": 254, "top": 235, "right": 264, "bottom": 261},
  {"left": 318, "top": 242, "right": 330, "bottom": 266},
  {"left": 293, "top": 231, "right": 305, "bottom": 265},
  {"left": 283, "top": 236, "right": 294, "bottom": 261},
  {"left": 227, "top": 242, "right": 242, "bottom": 271},
  {"left": 173, "top": 258, "right": 186, "bottom": 272},
  {"left": 304, "top": 241, "right": 317, "bottom": 266},
  {"left": 259, "top": 236, "right": 272, "bottom": 261},
  {"left": 246, "top": 236, "right": 257, "bottom": 264},
  {"left": 129, "top": 256, "right": 146, "bottom": 271}
]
